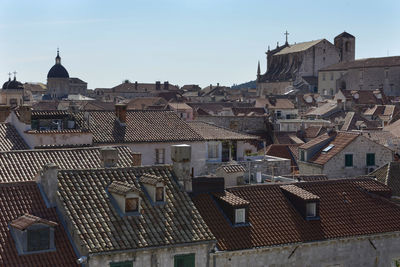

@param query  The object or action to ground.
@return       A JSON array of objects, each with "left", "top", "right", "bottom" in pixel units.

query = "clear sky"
[{"left": 1, "top": 0, "right": 399, "bottom": 89}]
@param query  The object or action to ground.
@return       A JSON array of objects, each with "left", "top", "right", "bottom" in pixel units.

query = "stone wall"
[
  {"left": 257, "top": 81, "right": 293, "bottom": 96},
  {"left": 212, "top": 232, "right": 400, "bottom": 267},
  {"left": 195, "top": 115, "right": 267, "bottom": 132}
]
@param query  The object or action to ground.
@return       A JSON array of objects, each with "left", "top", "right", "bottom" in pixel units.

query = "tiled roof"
[
  {"left": 0, "top": 123, "right": 29, "bottom": 151},
  {"left": 0, "top": 181, "right": 78, "bottom": 266},
  {"left": 299, "top": 132, "right": 335, "bottom": 150},
  {"left": 306, "top": 101, "right": 338, "bottom": 116},
  {"left": 10, "top": 214, "right": 58, "bottom": 230},
  {"left": 74, "top": 110, "right": 203, "bottom": 143},
  {"left": 280, "top": 184, "right": 320, "bottom": 200},
  {"left": 192, "top": 178, "right": 400, "bottom": 251},
  {"left": 310, "top": 132, "right": 359, "bottom": 165},
  {"left": 265, "top": 144, "right": 298, "bottom": 169},
  {"left": 320, "top": 56, "right": 400, "bottom": 71},
  {"left": 214, "top": 191, "right": 250, "bottom": 207},
  {"left": 274, "top": 39, "right": 324, "bottom": 55},
  {"left": 282, "top": 174, "right": 328, "bottom": 182},
  {"left": 57, "top": 166, "right": 215, "bottom": 253},
  {"left": 370, "top": 162, "right": 400, "bottom": 197},
  {"left": 139, "top": 173, "right": 163, "bottom": 185},
  {"left": 125, "top": 97, "right": 167, "bottom": 110},
  {"left": 255, "top": 98, "right": 295, "bottom": 109},
  {"left": 219, "top": 163, "right": 246, "bottom": 173},
  {"left": 108, "top": 180, "right": 139, "bottom": 195},
  {"left": 187, "top": 121, "right": 258, "bottom": 141},
  {"left": 0, "top": 146, "right": 133, "bottom": 182},
  {"left": 302, "top": 125, "right": 326, "bottom": 139}
]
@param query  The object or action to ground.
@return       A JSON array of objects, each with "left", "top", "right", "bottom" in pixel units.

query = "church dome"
[
  {"left": 2, "top": 77, "right": 24, "bottom": 90},
  {"left": 47, "top": 49, "right": 69, "bottom": 78}
]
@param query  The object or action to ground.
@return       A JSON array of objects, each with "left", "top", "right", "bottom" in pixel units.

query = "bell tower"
[{"left": 334, "top": 32, "right": 355, "bottom": 63}]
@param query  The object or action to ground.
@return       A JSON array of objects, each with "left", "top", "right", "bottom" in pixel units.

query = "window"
[
  {"left": 330, "top": 72, "right": 334, "bottom": 80},
  {"left": 125, "top": 197, "right": 139, "bottom": 212},
  {"left": 322, "top": 73, "right": 326, "bottom": 81},
  {"left": 156, "top": 186, "right": 164, "bottom": 202},
  {"left": 207, "top": 142, "right": 219, "bottom": 159},
  {"left": 366, "top": 153, "right": 375, "bottom": 166},
  {"left": 27, "top": 227, "right": 50, "bottom": 252},
  {"left": 174, "top": 253, "right": 195, "bottom": 267},
  {"left": 276, "top": 110, "right": 282, "bottom": 118},
  {"left": 306, "top": 202, "right": 316, "bottom": 217},
  {"left": 345, "top": 154, "right": 353, "bottom": 167},
  {"left": 385, "top": 69, "right": 389, "bottom": 79},
  {"left": 300, "top": 150, "right": 305, "bottom": 161},
  {"left": 322, "top": 144, "right": 334, "bottom": 153},
  {"left": 110, "top": 261, "right": 133, "bottom": 267},
  {"left": 235, "top": 208, "right": 246, "bottom": 224},
  {"left": 155, "top": 148, "right": 165, "bottom": 164}
]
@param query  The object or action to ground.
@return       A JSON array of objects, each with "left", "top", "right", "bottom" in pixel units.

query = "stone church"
[
  {"left": 46, "top": 49, "right": 88, "bottom": 99},
  {"left": 257, "top": 32, "right": 355, "bottom": 96}
]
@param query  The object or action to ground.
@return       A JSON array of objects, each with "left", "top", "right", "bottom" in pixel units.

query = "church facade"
[
  {"left": 46, "top": 50, "right": 87, "bottom": 99},
  {"left": 257, "top": 32, "right": 355, "bottom": 96}
]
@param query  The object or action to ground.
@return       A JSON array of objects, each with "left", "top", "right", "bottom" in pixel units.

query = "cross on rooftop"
[
  {"left": 7, "top": 72, "right": 11, "bottom": 79},
  {"left": 284, "top": 30, "right": 289, "bottom": 44},
  {"left": 12, "top": 71, "right": 17, "bottom": 79}
]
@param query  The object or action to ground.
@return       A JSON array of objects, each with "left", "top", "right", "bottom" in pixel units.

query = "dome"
[
  {"left": 47, "top": 64, "right": 69, "bottom": 78},
  {"left": 47, "top": 49, "right": 69, "bottom": 78},
  {"left": 2, "top": 78, "right": 24, "bottom": 90}
]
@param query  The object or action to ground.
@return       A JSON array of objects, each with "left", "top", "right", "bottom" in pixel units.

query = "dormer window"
[
  {"left": 235, "top": 208, "right": 246, "bottom": 224},
  {"left": 306, "top": 202, "right": 317, "bottom": 217},
  {"left": 10, "top": 214, "right": 57, "bottom": 255},
  {"left": 140, "top": 174, "right": 165, "bottom": 204},
  {"left": 125, "top": 197, "right": 139, "bottom": 212},
  {"left": 214, "top": 191, "right": 250, "bottom": 226},
  {"left": 281, "top": 185, "right": 320, "bottom": 220},
  {"left": 108, "top": 181, "right": 142, "bottom": 216}
]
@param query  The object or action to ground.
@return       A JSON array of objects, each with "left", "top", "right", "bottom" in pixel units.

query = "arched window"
[{"left": 345, "top": 41, "right": 350, "bottom": 52}]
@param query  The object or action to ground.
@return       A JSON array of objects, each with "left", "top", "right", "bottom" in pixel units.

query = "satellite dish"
[
  {"left": 305, "top": 95, "right": 313, "bottom": 103},
  {"left": 353, "top": 93, "right": 359, "bottom": 99}
]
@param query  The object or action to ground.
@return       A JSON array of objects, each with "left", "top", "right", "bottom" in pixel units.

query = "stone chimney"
[
  {"left": 19, "top": 104, "right": 32, "bottom": 125},
  {"left": 163, "top": 81, "right": 169, "bottom": 90},
  {"left": 100, "top": 147, "right": 119, "bottom": 168},
  {"left": 115, "top": 103, "right": 127, "bottom": 125},
  {"left": 39, "top": 163, "right": 59, "bottom": 207},
  {"left": 156, "top": 81, "right": 161, "bottom": 91},
  {"left": 171, "top": 144, "right": 192, "bottom": 192},
  {"left": 135, "top": 81, "right": 138, "bottom": 90},
  {"left": 132, "top": 152, "right": 142, "bottom": 166},
  {"left": 0, "top": 106, "right": 11, "bottom": 122}
]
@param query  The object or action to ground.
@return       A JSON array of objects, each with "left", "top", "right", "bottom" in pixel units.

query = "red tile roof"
[
  {"left": 310, "top": 132, "right": 359, "bottom": 165},
  {"left": 0, "top": 123, "right": 29, "bottom": 151},
  {"left": 192, "top": 178, "right": 400, "bottom": 251},
  {"left": 265, "top": 144, "right": 299, "bottom": 169},
  {"left": 0, "top": 181, "right": 78, "bottom": 266},
  {"left": 10, "top": 214, "right": 57, "bottom": 230}
]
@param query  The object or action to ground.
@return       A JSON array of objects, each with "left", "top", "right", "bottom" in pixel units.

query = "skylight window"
[{"left": 322, "top": 144, "right": 334, "bottom": 153}]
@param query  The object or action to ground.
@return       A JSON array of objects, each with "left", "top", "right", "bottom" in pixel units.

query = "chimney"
[
  {"left": 163, "top": 81, "right": 169, "bottom": 90},
  {"left": 132, "top": 152, "right": 142, "bottom": 166},
  {"left": 100, "top": 147, "right": 119, "bottom": 167},
  {"left": 115, "top": 103, "right": 127, "bottom": 125},
  {"left": 217, "top": 83, "right": 220, "bottom": 88},
  {"left": 0, "top": 105, "right": 11, "bottom": 122},
  {"left": 171, "top": 144, "right": 192, "bottom": 192},
  {"left": 19, "top": 104, "right": 32, "bottom": 125},
  {"left": 135, "top": 81, "right": 138, "bottom": 90},
  {"left": 156, "top": 81, "right": 161, "bottom": 91},
  {"left": 38, "top": 163, "right": 59, "bottom": 207}
]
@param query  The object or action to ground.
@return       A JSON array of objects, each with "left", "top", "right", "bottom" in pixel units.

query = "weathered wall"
[
  {"left": 88, "top": 243, "right": 213, "bottom": 267},
  {"left": 212, "top": 232, "right": 400, "bottom": 267},
  {"left": 318, "top": 70, "right": 346, "bottom": 95},
  {"left": 344, "top": 66, "right": 400, "bottom": 96},
  {"left": 195, "top": 116, "right": 267, "bottom": 132},
  {"left": 47, "top": 78, "right": 69, "bottom": 98},
  {"left": 257, "top": 81, "right": 293, "bottom": 96}
]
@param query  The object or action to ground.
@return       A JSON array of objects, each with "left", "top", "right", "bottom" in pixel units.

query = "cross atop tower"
[
  {"left": 12, "top": 71, "right": 17, "bottom": 80},
  {"left": 7, "top": 72, "right": 11, "bottom": 80},
  {"left": 284, "top": 30, "right": 289, "bottom": 45}
]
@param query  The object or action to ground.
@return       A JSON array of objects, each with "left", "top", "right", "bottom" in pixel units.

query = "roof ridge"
[
  {"left": 57, "top": 164, "right": 172, "bottom": 173},
  {"left": 0, "top": 145, "right": 130, "bottom": 155}
]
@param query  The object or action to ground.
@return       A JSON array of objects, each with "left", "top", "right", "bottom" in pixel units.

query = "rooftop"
[
  {"left": 187, "top": 121, "right": 258, "bottom": 141},
  {"left": 192, "top": 178, "right": 400, "bottom": 251}
]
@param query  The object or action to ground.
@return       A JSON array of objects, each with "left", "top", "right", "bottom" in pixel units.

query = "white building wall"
[
  {"left": 88, "top": 242, "right": 213, "bottom": 267},
  {"left": 212, "top": 232, "right": 400, "bottom": 267}
]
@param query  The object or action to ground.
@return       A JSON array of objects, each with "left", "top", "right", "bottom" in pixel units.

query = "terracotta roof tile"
[
  {"left": 0, "top": 146, "right": 133, "bottom": 182},
  {"left": 10, "top": 214, "right": 58, "bottom": 230},
  {"left": 74, "top": 110, "right": 203, "bottom": 143},
  {"left": 0, "top": 123, "right": 29, "bottom": 151},
  {"left": 192, "top": 178, "right": 400, "bottom": 251},
  {"left": 108, "top": 180, "right": 139, "bottom": 195},
  {"left": 57, "top": 166, "right": 215, "bottom": 253},
  {"left": 0, "top": 181, "right": 78, "bottom": 266},
  {"left": 213, "top": 191, "right": 250, "bottom": 207},
  {"left": 139, "top": 173, "right": 164, "bottom": 185},
  {"left": 370, "top": 162, "right": 400, "bottom": 197},
  {"left": 219, "top": 164, "right": 246, "bottom": 173},
  {"left": 280, "top": 184, "right": 320, "bottom": 200},
  {"left": 310, "top": 132, "right": 359, "bottom": 165}
]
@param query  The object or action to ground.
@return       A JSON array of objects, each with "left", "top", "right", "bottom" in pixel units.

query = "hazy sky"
[{"left": 1, "top": 0, "right": 399, "bottom": 89}]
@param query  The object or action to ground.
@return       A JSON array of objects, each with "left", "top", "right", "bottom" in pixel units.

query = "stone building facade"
[
  {"left": 319, "top": 56, "right": 400, "bottom": 96},
  {"left": 257, "top": 32, "right": 355, "bottom": 96}
]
